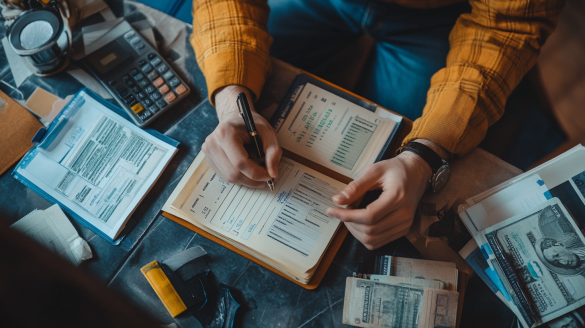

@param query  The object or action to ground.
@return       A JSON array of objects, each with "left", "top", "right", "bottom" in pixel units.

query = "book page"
[
  {"left": 170, "top": 154, "right": 346, "bottom": 274},
  {"left": 274, "top": 83, "right": 398, "bottom": 179},
  {"left": 15, "top": 91, "right": 176, "bottom": 240}
]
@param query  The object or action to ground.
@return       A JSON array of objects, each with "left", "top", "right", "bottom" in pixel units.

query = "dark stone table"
[{"left": 0, "top": 2, "right": 517, "bottom": 327}]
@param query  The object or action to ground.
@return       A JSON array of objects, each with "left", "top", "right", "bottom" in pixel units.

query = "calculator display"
[
  {"left": 100, "top": 53, "right": 117, "bottom": 66},
  {"left": 87, "top": 39, "right": 132, "bottom": 76}
]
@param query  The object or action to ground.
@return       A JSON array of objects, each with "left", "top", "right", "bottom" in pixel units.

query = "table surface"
[{"left": 0, "top": 2, "right": 518, "bottom": 327}]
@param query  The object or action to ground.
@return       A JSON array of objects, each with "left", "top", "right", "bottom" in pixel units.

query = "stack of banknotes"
[
  {"left": 343, "top": 256, "right": 459, "bottom": 328},
  {"left": 458, "top": 145, "right": 585, "bottom": 328}
]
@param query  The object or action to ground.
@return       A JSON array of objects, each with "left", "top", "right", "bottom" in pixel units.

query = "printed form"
[
  {"left": 275, "top": 83, "right": 399, "bottom": 178},
  {"left": 15, "top": 92, "right": 176, "bottom": 239},
  {"left": 172, "top": 155, "right": 347, "bottom": 274}
]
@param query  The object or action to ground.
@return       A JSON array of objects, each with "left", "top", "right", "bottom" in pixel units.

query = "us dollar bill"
[
  {"left": 482, "top": 197, "right": 585, "bottom": 326},
  {"left": 369, "top": 275, "right": 445, "bottom": 290},
  {"left": 391, "top": 257, "right": 459, "bottom": 291},
  {"left": 343, "top": 277, "right": 458, "bottom": 328}
]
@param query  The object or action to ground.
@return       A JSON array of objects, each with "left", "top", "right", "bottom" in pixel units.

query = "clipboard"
[{"left": 12, "top": 88, "right": 179, "bottom": 245}]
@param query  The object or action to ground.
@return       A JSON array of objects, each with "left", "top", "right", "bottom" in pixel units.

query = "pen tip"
[{"left": 269, "top": 185, "right": 274, "bottom": 192}]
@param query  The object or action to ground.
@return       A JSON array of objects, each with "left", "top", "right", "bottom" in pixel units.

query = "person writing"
[{"left": 192, "top": 0, "right": 564, "bottom": 250}]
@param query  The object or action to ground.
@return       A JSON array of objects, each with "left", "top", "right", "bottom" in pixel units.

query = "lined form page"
[
  {"left": 172, "top": 155, "right": 347, "bottom": 274},
  {"left": 275, "top": 83, "right": 398, "bottom": 178}
]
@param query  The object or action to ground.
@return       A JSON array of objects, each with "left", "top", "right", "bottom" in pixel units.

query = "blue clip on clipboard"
[{"left": 12, "top": 88, "right": 179, "bottom": 245}]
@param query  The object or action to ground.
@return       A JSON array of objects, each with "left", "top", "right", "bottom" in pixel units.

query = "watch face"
[{"left": 432, "top": 165, "right": 451, "bottom": 192}]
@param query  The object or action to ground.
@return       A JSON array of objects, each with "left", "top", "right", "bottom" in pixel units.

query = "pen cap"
[{"left": 237, "top": 92, "right": 257, "bottom": 133}]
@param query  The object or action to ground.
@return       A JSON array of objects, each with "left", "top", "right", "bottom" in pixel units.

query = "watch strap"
[{"left": 398, "top": 141, "right": 445, "bottom": 172}]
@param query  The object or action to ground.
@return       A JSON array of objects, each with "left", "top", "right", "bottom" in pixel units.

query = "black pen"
[{"left": 236, "top": 92, "right": 275, "bottom": 192}]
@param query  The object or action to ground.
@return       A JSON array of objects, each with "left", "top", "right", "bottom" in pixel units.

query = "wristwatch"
[{"left": 396, "top": 141, "right": 451, "bottom": 193}]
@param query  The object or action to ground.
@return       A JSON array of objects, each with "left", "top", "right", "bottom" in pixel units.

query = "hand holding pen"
[
  {"left": 202, "top": 85, "right": 282, "bottom": 189},
  {"left": 236, "top": 92, "right": 275, "bottom": 191}
]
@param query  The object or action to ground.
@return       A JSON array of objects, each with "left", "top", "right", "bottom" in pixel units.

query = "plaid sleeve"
[
  {"left": 403, "top": 0, "right": 565, "bottom": 156},
  {"left": 191, "top": 0, "right": 272, "bottom": 105}
]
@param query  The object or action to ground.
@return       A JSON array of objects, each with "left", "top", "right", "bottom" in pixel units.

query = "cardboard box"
[{"left": 0, "top": 90, "right": 43, "bottom": 175}]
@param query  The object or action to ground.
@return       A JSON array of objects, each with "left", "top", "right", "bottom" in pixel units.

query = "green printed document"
[{"left": 271, "top": 74, "right": 404, "bottom": 179}]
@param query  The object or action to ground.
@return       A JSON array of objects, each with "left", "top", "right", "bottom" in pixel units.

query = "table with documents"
[{"left": 0, "top": 1, "right": 521, "bottom": 327}]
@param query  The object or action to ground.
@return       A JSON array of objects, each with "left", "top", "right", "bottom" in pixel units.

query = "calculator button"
[
  {"left": 125, "top": 79, "right": 135, "bottom": 87},
  {"left": 163, "top": 71, "right": 174, "bottom": 80},
  {"left": 144, "top": 85, "right": 156, "bottom": 94},
  {"left": 150, "top": 57, "right": 162, "bottom": 67},
  {"left": 141, "top": 64, "right": 153, "bottom": 73},
  {"left": 131, "top": 86, "right": 140, "bottom": 93},
  {"left": 156, "top": 100, "right": 167, "bottom": 108},
  {"left": 157, "top": 64, "right": 168, "bottom": 74},
  {"left": 138, "top": 79, "right": 149, "bottom": 88},
  {"left": 151, "top": 91, "right": 162, "bottom": 101},
  {"left": 122, "top": 75, "right": 130, "bottom": 81},
  {"left": 175, "top": 84, "right": 187, "bottom": 95},
  {"left": 136, "top": 43, "right": 145, "bottom": 50},
  {"left": 124, "top": 31, "right": 135, "bottom": 39},
  {"left": 141, "top": 110, "right": 152, "bottom": 120},
  {"left": 130, "top": 36, "right": 141, "bottom": 44},
  {"left": 129, "top": 68, "right": 139, "bottom": 76},
  {"left": 142, "top": 98, "right": 154, "bottom": 107},
  {"left": 138, "top": 92, "right": 146, "bottom": 99},
  {"left": 138, "top": 60, "right": 147, "bottom": 67},
  {"left": 147, "top": 53, "right": 156, "bottom": 60},
  {"left": 148, "top": 105, "right": 160, "bottom": 113},
  {"left": 125, "top": 95, "right": 136, "bottom": 104},
  {"left": 153, "top": 77, "right": 164, "bottom": 87},
  {"left": 159, "top": 84, "right": 169, "bottom": 94},
  {"left": 108, "top": 79, "right": 116, "bottom": 86},
  {"left": 147, "top": 71, "right": 159, "bottom": 80},
  {"left": 169, "top": 77, "right": 180, "bottom": 87},
  {"left": 164, "top": 92, "right": 176, "bottom": 103},
  {"left": 131, "top": 103, "right": 144, "bottom": 114},
  {"left": 134, "top": 73, "right": 144, "bottom": 81},
  {"left": 119, "top": 90, "right": 129, "bottom": 98},
  {"left": 116, "top": 85, "right": 126, "bottom": 92}
]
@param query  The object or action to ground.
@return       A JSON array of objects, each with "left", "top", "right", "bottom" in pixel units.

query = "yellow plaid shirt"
[{"left": 190, "top": 0, "right": 565, "bottom": 156}]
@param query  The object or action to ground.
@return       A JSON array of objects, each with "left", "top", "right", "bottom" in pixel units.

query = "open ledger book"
[{"left": 163, "top": 74, "right": 406, "bottom": 287}]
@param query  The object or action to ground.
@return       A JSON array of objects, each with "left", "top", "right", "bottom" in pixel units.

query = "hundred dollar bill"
[
  {"left": 343, "top": 277, "right": 458, "bottom": 328},
  {"left": 481, "top": 197, "right": 585, "bottom": 326}
]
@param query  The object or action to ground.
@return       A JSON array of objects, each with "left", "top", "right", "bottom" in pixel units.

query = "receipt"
[{"left": 11, "top": 204, "right": 93, "bottom": 266}]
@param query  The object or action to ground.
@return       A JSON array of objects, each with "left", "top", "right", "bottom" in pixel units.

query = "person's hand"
[
  {"left": 202, "top": 85, "right": 282, "bottom": 188},
  {"left": 326, "top": 141, "right": 446, "bottom": 250}
]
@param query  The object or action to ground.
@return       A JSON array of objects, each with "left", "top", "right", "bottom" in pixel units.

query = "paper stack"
[
  {"left": 342, "top": 256, "right": 459, "bottom": 328},
  {"left": 458, "top": 144, "right": 585, "bottom": 327}
]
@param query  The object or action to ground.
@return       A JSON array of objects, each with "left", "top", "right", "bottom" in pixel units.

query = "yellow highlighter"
[
  {"left": 141, "top": 245, "right": 210, "bottom": 318},
  {"left": 141, "top": 261, "right": 188, "bottom": 317}
]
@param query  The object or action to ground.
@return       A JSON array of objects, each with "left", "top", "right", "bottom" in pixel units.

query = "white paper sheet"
[{"left": 11, "top": 204, "right": 92, "bottom": 265}]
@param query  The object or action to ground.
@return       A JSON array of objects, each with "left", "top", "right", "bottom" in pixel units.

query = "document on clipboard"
[{"left": 13, "top": 89, "right": 178, "bottom": 243}]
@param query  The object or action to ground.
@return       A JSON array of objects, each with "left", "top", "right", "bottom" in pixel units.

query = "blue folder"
[{"left": 12, "top": 88, "right": 179, "bottom": 245}]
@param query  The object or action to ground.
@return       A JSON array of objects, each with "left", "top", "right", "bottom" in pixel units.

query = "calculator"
[{"left": 81, "top": 20, "right": 190, "bottom": 127}]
